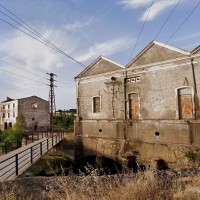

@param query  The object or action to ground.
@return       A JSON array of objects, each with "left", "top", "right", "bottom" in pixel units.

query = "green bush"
[{"left": 185, "top": 151, "right": 199, "bottom": 161}]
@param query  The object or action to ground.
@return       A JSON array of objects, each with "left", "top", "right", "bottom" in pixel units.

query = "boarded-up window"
[
  {"left": 178, "top": 88, "right": 194, "bottom": 119},
  {"left": 93, "top": 96, "right": 101, "bottom": 113},
  {"left": 129, "top": 93, "right": 139, "bottom": 120}
]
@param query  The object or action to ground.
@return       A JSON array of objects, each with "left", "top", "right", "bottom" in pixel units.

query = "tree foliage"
[
  {"left": 0, "top": 113, "right": 26, "bottom": 151},
  {"left": 53, "top": 111, "right": 75, "bottom": 131}
]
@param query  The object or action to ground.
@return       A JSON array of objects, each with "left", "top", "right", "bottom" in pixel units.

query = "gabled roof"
[
  {"left": 1, "top": 95, "right": 48, "bottom": 103},
  {"left": 126, "top": 40, "right": 190, "bottom": 68},
  {"left": 1, "top": 97, "right": 14, "bottom": 103},
  {"left": 191, "top": 44, "right": 200, "bottom": 55},
  {"left": 18, "top": 95, "right": 48, "bottom": 102},
  {"left": 75, "top": 56, "right": 124, "bottom": 79}
]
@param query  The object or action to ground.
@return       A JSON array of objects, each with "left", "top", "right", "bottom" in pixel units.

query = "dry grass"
[
  {"left": 0, "top": 182, "right": 31, "bottom": 200},
  {"left": 1, "top": 167, "right": 200, "bottom": 200},
  {"left": 45, "top": 166, "right": 200, "bottom": 200}
]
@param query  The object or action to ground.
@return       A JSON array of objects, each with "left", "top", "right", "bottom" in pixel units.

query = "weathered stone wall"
[
  {"left": 75, "top": 42, "right": 200, "bottom": 170},
  {"left": 126, "top": 59, "right": 194, "bottom": 120},
  {"left": 77, "top": 72, "right": 124, "bottom": 120},
  {"left": 80, "top": 58, "right": 123, "bottom": 78},
  {"left": 18, "top": 96, "right": 49, "bottom": 130},
  {"left": 130, "top": 44, "right": 188, "bottom": 67},
  {"left": 76, "top": 135, "right": 200, "bottom": 170}
]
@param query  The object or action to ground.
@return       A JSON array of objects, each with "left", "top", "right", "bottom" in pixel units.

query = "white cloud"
[
  {"left": 172, "top": 32, "right": 200, "bottom": 42},
  {"left": 119, "top": 0, "right": 180, "bottom": 21},
  {"left": 0, "top": 27, "right": 78, "bottom": 70},
  {"left": 65, "top": 18, "right": 94, "bottom": 30},
  {"left": 0, "top": 27, "right": 80, "bottom": 108},
  {"left": 77, "top": 36, "right": 132, "bottom": 62},
  {"left": 119, "top": 0, "right": 150, "bottom": 8}
]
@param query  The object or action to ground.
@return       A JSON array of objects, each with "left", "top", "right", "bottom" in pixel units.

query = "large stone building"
[
  {"left": 0, "top": 96, "right": 49, "bottom": 131},
  {"left": 74, "top": 41, "right": 200, "bottom": 169}
]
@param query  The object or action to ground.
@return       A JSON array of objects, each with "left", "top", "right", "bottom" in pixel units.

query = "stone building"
[
  {"left": 74, "top": 41, "right": 200, "bottom": 169},
  {"left": 0, "top": 96, "right": 49, "bottom": 131}
]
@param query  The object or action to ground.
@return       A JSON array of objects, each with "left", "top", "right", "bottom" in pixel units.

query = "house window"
[
  {"left": 8, "top": 113, "right": 10, "bottom": 118},
  {"left": 126, "top": 76, "right": 141, "bottom": 84},
  {"left": 32, "top": 103, "right": 38, "bottom": 109},
  {"left": 93, "top": 96, "right": 101, "bottom": 113},
  {"left": 3, "top": 105, "right": 5, "bottom": 109},
  {"left": 2, "top": 113, "right": 5, "bottom": 118},
  {"left": 13, "top": 112, "right": 15, "bottom": 118},
  {"left": 8, "top": 104, "right": 10, "bottom": 109},
  {"left": 13, "top": 103, "right": 15, "bottom": 108}
]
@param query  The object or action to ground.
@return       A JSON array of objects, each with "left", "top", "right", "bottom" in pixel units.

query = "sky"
[{"left": 0, "top": 0, "right": 199, "bottom": 110}]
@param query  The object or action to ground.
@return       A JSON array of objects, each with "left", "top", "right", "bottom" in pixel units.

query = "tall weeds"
[{"left": 45, "top": 166, "right": 200, "bottom": 200}]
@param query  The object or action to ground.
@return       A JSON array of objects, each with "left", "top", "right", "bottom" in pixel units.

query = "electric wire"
[
  {"left": 0, "top": 4, "right": 86, "bottom": 68},
  {"left": 0, "top": 51, "right": 47, "bottom": 74},
  {"left": 166, "top": 0, "right": 200, "bottom": 43},
  {"left": 154, "top": 0, "right": 182, "bottom": 40},
  {"left": 0, "top": 51, "right": 73, "bottom": 83},
  {"left": 0, "top": 59, "right": 46, "bottom": 79},
  {"left": 0, "top": 67, "right": 47, "bottom": 86},
  {"left": 128, "top": 0, "right": 155, "bottom": 61}
]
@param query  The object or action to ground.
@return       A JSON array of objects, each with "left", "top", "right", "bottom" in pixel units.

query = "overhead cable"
[
  {"left": 166, "top": 0, "right": 200, "bottom": 43},
  {"left": 0, "top": 59, "right": 46, "bottom": 79},
  {"left": 0, "top": 3, "right": 86, "bottom": 68},
  {"left": 128, "top": 0, "right": 155, "bottom": 61},
  {"left": 154, "top": 0, "right": 182, "bottom": 40},
  {"left": 0, "top": 68, "right": 47, "bottom": 86}
]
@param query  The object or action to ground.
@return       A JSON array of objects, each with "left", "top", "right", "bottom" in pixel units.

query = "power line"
[
  {"left": 0, "top": 4, "right": 86, "bottom": 68},
  {"left": 128, "top": 0, "right": 155, "bottom": 61},
  {"left": 0, "top": 59, "right": 46, "bottom": 79},
  {"left": 154, "top": 0, "right": 182, "bottom": 40},
  {"left": 0, "top": 51, "right": 73, "bottom": 83},
  {"left": 0, "top": 51, "right": 47, "bottom": 74},
  {"left": 0, "top": 67, "right": 47, "bottom": 86},
  {"left": 166, "top": 0, "right": 200, "bottom": 43}
]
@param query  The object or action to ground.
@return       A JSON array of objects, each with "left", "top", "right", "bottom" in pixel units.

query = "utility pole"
[{"left": 47, "top": 73, "right": 57, "bottom": 135}]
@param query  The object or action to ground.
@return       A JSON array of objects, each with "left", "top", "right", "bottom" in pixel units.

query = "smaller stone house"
[{"left": 0, "top": 96, "right": 49, "bottom": 131}]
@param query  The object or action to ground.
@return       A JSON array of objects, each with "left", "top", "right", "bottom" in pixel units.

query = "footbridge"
[{"left": 0, "top": 132, "right": 64, "bottom": 181}]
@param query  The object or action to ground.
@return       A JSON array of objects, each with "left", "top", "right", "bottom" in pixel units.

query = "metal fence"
[
  {"left": 0, "top": 132, "right": 55, "bottom": 155},
  {"left": 0, "top": 132, "right": 64, "bottom": 181}
]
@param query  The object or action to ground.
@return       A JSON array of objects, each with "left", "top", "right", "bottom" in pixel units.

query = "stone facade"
[
  {"left": 74, "top": 42, "right": 200, "bottom": 169},
  {"left": 0, "top": 96, "right": 49, "bottom": 131}
]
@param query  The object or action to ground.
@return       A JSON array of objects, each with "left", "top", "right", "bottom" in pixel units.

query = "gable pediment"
[
  {"left": 75, "top": 56, "right": 124, "bottom": 79},
  {"left": 127, "top": 41, "right": 190, "bottom": 68}
]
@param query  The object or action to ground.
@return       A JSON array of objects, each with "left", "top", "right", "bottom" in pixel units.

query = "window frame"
[{"left": 92, "top": 96, "right": 101, "bottom": 113}]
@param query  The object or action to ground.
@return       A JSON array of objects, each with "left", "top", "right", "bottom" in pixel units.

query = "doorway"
[
  {"left": 129, "top": 93, "right": 139, "bottom": 120},
  {"left": 178, "top": 88, "right": 194, "bottom": 119}
]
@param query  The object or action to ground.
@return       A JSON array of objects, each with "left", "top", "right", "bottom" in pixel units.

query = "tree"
[
  {"left": 0, "top": 113, "right": 26, "bottom": 151},
  {"left": 13, "top": 113, "right": 26, "bottom": 136},
  {"left": 53, "top": 111, "right": 75, "bottom": 131}
]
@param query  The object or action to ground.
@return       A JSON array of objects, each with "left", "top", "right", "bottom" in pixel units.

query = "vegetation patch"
[
  {"left": 185, "top": 151, "right": 200, "bottom": 161},
  {"left": 33, "top": 154, "right": 72, "bottom": 177}
]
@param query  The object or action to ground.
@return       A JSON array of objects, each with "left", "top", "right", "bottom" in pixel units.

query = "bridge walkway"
[{"left": 0, "top": 132, "right": 64, "bottom": 181}]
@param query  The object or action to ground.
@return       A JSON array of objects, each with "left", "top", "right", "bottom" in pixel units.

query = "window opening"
[{"left": 93, "top": 96, "right": 101, "bottom": 113}]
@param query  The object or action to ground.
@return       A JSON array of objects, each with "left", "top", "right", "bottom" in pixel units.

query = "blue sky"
[{"left": 0, "top": 0, "right": 199, "bottom": 109}]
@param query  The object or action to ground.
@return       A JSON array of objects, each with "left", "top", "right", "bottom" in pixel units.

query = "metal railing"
[
  {"left": 0, "top": 132, "right": 54, "bottom": 155},
  {"left": 0, "top": 132, "right": 64, "bottom": 181}
]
